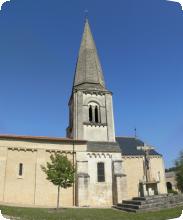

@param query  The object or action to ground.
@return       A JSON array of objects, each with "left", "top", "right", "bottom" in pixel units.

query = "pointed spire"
[{"left": 73, "top": 19, "right": 106, "bottom": 90}]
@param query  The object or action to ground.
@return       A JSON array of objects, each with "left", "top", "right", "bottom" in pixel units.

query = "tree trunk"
[{"left": 57, "top": 186, "right": 60, "bottom": 210}]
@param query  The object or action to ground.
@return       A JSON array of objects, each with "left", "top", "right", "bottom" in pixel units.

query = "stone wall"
[
  {"left": 0, "top": 139, "right": 87, "bottom": 207},
  {"left": 76, "top": 151, "right": 127, "bottom": 207},
  {"left": 122, "top": 155, "right": 167, "bottom": 199},
  {"left": 0, "top": 138, "right": 168, "bottom": 208},
  {"left": 165, "top": 171, "right": 180, "bottom": 192}
]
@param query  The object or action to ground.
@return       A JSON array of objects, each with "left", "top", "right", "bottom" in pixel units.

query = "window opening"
[
  {"left": 97, "top": 162, "right": 105, "bottom": 182},
  {"left": 19, "top": 163, "right": 23, "bottom": 176},
  {"left": 95, "top": 106, "right": 99, "bottom": 123},
  {"left": 89, "top": 105, "right": 93, "bottom": 122}
]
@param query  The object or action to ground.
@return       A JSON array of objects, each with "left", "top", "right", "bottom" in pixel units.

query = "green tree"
[
  {"left": 41, "top": 153, "right": 75, "bottom": 209},
  {"left": 175, "top": 151, "right": 183, "bottom": 192}
]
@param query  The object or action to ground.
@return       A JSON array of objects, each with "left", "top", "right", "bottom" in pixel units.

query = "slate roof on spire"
[{"left": 73, "top": 19, "right": 106, "bottom": 91}]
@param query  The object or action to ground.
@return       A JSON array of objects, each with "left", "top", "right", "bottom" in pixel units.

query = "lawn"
[{"left": 0, "top": 205, "right": 182, "bottom": 220}]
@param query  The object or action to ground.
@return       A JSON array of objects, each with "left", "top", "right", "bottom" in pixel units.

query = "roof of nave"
[
  {"left": 0, "top": 134, "right": 162, "bottom": 156},
  {"left": 116, "top": 136, "right": 161, "bottom": 156},
  {"left": 87, "top": 141, "right": 121, "bottom": 153},
  {"left": 0, "top": 134, "right": 87, "bottom": 144}
]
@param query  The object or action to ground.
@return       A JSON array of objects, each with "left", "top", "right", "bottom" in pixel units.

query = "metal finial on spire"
[{"left": 84, "top": 9, "right": 88, "bottom": 20}]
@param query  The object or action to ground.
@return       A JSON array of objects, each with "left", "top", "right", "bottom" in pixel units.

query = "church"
[{"left": 0, "top": 19, "right": 167, "bottom": 207}]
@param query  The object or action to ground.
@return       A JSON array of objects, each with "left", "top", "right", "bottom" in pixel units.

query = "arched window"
[
  {"left": 88, "top": 102, "right": 100, "bottom": 124},
  {"left": 89, "top": 105, "right": 93, "bottom": 122},
  {"left": 95, "top": 106, "right": 99, "bottom": 123},
  {"left": 97, "top": 162, "right": 105, "bottom": 182},
  {"left": 19, "top": 163, "right": 23, "bottom": 176}
]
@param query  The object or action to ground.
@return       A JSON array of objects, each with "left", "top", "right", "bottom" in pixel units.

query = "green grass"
[{"left": 0, "top": 205, "right": 182, "bottom": 220}]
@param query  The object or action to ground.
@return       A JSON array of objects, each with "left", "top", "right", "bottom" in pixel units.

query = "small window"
[
  {"left": 89, "top": 105, "right": 93, "bottom": 122},
  {"left": 97, "top": 162, "right": 105, "bottom": 182},
  {"left": 19, "top": 163, "right": 23, "bottom": 176}
]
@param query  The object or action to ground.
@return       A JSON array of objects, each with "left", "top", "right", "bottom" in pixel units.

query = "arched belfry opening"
[
  {"left": 89, "top": 105, "right": 93, "bottom": 122},
  {"left": 88, "top": 102, "right": 100, "bottom": 124},
  {"left": 95, "top": 106, "right": 99, "bottom": 123}
]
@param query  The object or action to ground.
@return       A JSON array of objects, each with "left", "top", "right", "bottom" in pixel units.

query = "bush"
[{"left": 167, "top": 189, "right": 178, "bottom": 195}]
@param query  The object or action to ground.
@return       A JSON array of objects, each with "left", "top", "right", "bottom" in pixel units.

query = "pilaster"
[
  {"left": 0, "top": 147, "right": 7, "bottom": 201},
  {"left": 105, "top": 93, "right": 115, "bottom": 142},
  {"left": 113, "top": 160, "right": 128, "bottom": 203},
  {"left": 76, "top": 160, "right": 89, "bottom": 206},
  {"left": 34, "top": 149, "right": 46, "bottom": 205}
]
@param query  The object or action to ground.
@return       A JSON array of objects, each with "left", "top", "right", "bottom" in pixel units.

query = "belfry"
[{"left": 67, "top": 19, "right": 115, "bottom": 142}]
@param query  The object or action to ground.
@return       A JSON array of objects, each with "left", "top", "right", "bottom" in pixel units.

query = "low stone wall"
[{"left": 166, "top": 193, "right": 183, "bottom": 204}]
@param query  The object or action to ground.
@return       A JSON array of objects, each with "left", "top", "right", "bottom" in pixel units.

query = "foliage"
[
  {"left": 175, "top": 150, "right": 183, "bottom": 192},
  {"left": 41, "top": 153, "right": 75, "bottom": 208},
  {"left": 165, "top": 167, "right": 177, "bottom": 172},
  {"left": 167, "top": 189, "right": 178, "bottom": 195},
  {"left": 0, "top": 205, "right": 183, "bottom": 220}
]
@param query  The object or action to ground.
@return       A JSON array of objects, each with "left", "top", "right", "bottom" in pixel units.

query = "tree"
[
  {"left": 175, "top": 151, "right": 183, "bottom": 192},
  {"left": 41, "top": 153, "right": 75, "bottom": 209},
  {"left": 165, "top": 167, "right": 177, "bottom": 172}
]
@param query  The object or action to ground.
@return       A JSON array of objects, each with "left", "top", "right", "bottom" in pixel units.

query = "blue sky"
[{"left": 0, "top": 0, "right": 182, "bottom": 168}]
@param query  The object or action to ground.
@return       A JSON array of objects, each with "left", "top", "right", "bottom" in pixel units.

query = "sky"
[{"left": 0, "top": 0, "right": 182, "bottom": 168}]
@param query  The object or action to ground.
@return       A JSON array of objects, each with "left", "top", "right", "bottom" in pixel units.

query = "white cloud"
[
  {"left": 168, "top": 210, "right": 183, "bottom": 220},
  {"left": 167, "top": 0, "right": 183, "bottom": 10},
  {"left": 0, "top": 0, "right": 10, "bottom": 10}
]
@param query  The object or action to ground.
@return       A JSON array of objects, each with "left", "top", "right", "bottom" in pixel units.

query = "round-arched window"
[{"left": 88, "top": 102, "right": 100, "bottom": 123}]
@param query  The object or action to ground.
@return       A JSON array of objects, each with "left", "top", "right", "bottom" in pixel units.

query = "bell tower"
[{"left": 67, "top": 19, "right": 115, "bottom": 142}]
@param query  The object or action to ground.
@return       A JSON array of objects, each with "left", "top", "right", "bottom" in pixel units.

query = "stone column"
[
  {"left": 113, "top": 160, "right": 128, "bottom": 204},
  {"left": 76, "top": 160, "right": 90, "bottom": 207},
  {"left": 92, "top": 105, "right": 95, "bottom": 123},
  {"left": 98, "top": 106, "right": 101, "bottom": 123}
]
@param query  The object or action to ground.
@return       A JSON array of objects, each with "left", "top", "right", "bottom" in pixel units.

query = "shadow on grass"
[{"left": 47, "top": 208, "right": 67, "bottom": 213}]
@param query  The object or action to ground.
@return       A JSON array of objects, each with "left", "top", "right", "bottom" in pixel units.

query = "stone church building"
[{"left": 0, "top": 19, "right": 167, "bottom": 207}]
